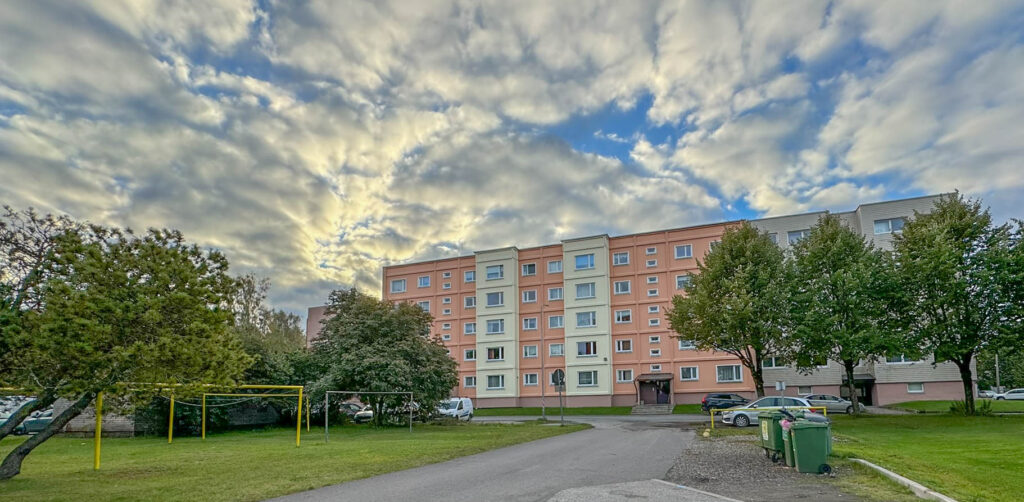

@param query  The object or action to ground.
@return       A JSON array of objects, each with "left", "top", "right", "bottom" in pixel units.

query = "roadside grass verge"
[
  {"left": 0, "top": 422, "right": 588, "bottom": 501},
  {"left": 474, "top": 406, "right": 631, "bottom": 416},
  {"left": 831, "top": 414, "right": 1024, "bottom": 502},
  {"left": 885, "top": 399, "right": 1024, "bottom": 413},
  {"left": 672, "top": 404, "right": 704, "bottom": 414}
]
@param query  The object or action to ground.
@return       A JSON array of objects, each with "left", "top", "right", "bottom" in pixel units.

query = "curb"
[
  {"left": 850, "top": 459, "right": 958, "bottom": 502},
  {"left": 652, "top": 479, "right": 744, "bottom": 501}
]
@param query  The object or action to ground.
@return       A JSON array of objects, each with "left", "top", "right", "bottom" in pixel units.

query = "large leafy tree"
[
  {"left": 0, "top": 215, "right": 251, "bottom": 479},
  {"left": 892, "top": 193, "right": 1024, "bottom": 415},
  {"left": 309, "top": 289, "right": 457, "bottom": 426},
  {"left": 789, "top": 214, "right": 898, "bottom": 415},
  {"left": 230, "top": 273, "right": 306, "bottom": 384},
  {"left": 668, "top": 223, "right": 790, "bottom": 397}
]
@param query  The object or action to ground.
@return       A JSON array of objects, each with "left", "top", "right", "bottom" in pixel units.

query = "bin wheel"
[
  {"left": 771, "top": 452, "right": 781, "bottom": 463},
  {"left": 819, "top": 464, "right": 832, "bottom": 475},
  {"left": 763, "top": 448, "right": 770, "bottom": 458}
]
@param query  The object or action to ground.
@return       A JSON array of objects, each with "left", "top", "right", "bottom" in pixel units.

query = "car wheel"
[
  {"left": 846, "top": 406, "right": 854, "bottom": 415},
  {"left": 734, "top": 414, "right": 750, "bottom": 427},
  {"left": 997, "top": 397, "right": 1005, "bottom": 400}
]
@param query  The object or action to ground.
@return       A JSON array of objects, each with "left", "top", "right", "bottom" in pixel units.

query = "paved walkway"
[{"left": 269, "top": 416, "right": 693, "bottom": 502}]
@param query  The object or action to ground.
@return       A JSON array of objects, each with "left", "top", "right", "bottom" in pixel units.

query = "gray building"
[{"left": 751, "top": 194, "right": 974, "bottom": 406}]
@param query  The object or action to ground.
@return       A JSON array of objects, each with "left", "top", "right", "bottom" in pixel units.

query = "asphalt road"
[{"left": 269, "top": 417, "right": 693, "bottom": 502}]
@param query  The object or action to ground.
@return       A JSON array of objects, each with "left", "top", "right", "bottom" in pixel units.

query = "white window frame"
[
  {"left": 417, "top": 301, "right": 430, "bottom": 312},
  {"left": 486, "top": 374, "right": 505, "bottom": 390},
  {"left": 521, "top": 263, "right": 537, "bottom": 276},
  {"left": 678, "top": 339, "right": 696, "bottom": 350},
  {"left": 549, "top": 343, "right": 564, "bottom": 357},
  {"left": 680, "top": 366, "right": 699, "bottom": 381},
  {"left": 464, "top": 376, "right": 476, "bottom": 388},
  {"left": 614, "top": 309, "right": 632, "bottom": 323},
  {"left": 486, "top": 347, "right": 505, "bottom": 362},
  {"left": 647, "top": 288, "right": 658, "bottom": 297},
  {"left": 442, "top": 297, "right": 452, "bottom": 304},
  {"left": 574, "top": 253, "right": 595, "bottom": 270},
  {"left": 547, "top": 260, "right": 562, "bottom": 273},
  {"left": 390, "top": 279, "right": 407, "bottom": 293},
  {"left": 647, "top": 276, "right": 658, "bottom": 284},
  {"left": 650, "top": 348, "right": 661, "bottom": 357},
  {"left": 787, "top": 229, "right": 811, "bottom": 245},
  {"left": 486, "top": 292, "right": 504, "bottom": 307},
  {"left": 465, "top": 270, "right": 475, "bottom": 283},
  {"left": 648, "top": 305, "right": 660, "bottom": 314},
  {"left": 676, "top": 274, "right": 692, "bottom": 290},
  {"left": 716, "top": 364, "right": 743, "bottom": 383},
  {"left": 441, "top": 334, "right": 451, "bottom": 341},
  {"left": 648, "top": 318, "right": 660, "bottom": 327},
  {"left": 523, "top": 345, "right": 538, "bottom": 358},
  {"left": 442, "top": 271, "right": 451, "bottom": 279},
  {"left": 523, "top": 373, "right": 539, "bottom": 386},
  {"left": 649, "top": 335, "right": 660, "bottom": 343},
  {"left": 650, "top": 364, "right": 662, "bottom": 372},
  {"left": 615, "top": 339, "right": 633, "bottom": 353},
  {"left": 486, "top": 319, "right": 505, "bottom": 334},
  {"left": 576, "top": 311, "right": 597, "bottom": 328},
  {"left": 442, "top": 308, "right": 451, "bottom": 315},
  {"left": 464, "top": 322, "right": 476, "bottom": 335},
  {"left": 645, "top": 247, "right": 657, "bottom": 255},
  {"left": 486, "top": 265, "right": 504, "bottom": 280},
  {"left": 577, "top": 341, "right": 598, "bottom": 357},
  {"left": 674, "top": 244, "right": 693, "bottom": 259},
  {"left": 464, "top": 349, "right": 476, "bottom": 361},
  {"left": 646, "top": 259, "right": 657, "bottom": 267},
  {"left": 576, "top": 282, "right": 596, "bottom": 299},
  {"left": 578, "top": 370, "right": 598, "bottom": 387},
  {"left": 442, "top": 282, "right": 451, "bottom": 290},
  {"left": 762, "top": 356, "right": 785, "bottom": 369},
  {"left": 418, "top": 276, "right": 430, "bottom": 288},
  {"left": 612, "top": 252, "right": 630, "bottom": 266},
  {"left": 442, "top": 322, "right": 451, "bottom": 330},
  {"left": 907, "top": 382, "right": 925, "bottom": 394},
  {"left": 616, "top": 369, "right": 634, "bottom": 383},
  {"left": 522, "top": 290, "right": 537, "bottom": 303},
  {"left": 548, "top": 287, "right": 563, "bottom": 300},
  {"left": 874, "top": 217, "right": 906, "bottom": 235},
  {"left": 886, "top": 354, "right": 916, "bottom": 364},
  {"left": 613, "top": 280, "right": 631, "bottom": 295},
  {"left": 522, "top": 317, "right": 538, "bottom": 331},
  {"left": 548, "top": 315, "right": 564, "bottom": 329},
  {"left": 465, "top": 296, "right": 476, "bottom": 309}
]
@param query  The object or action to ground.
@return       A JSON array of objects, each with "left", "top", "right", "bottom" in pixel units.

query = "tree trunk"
[
  {"left": 751, "top": 366, "right": 765, "bottom": 397},
  {"left": 843, "top": 360, "right": 861, "bottom": 416},
  {"left": 0, "top": 391, "right": 56, "bottom": 442},
  {"left": 0, "top": 391, "right": 95, "bottom": 480},
  {"left": 956, "top": 356, "right": 975, "bottom": 415}
]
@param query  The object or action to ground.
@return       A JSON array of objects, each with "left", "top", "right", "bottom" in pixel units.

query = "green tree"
[
  {"left": 892, "top": 193, "right": 1024, "bottom": 415},
  {"left": 789, "top": 214, "right": 897, "bottom": 415},
  {"left": 230, "top": 273, "right": 306, "bottom": 384},
  {"left": 667, "top": 223, "right": 790, "bottom": 397},
  {"left": 0, "top": 219, "right": 252, "bottom": 479},
  {"left": 976, "top": 348, "right": 1024, "bottom": 391},
  {"left": 309, "top": 289, "right": 457, "bottom": 426}
]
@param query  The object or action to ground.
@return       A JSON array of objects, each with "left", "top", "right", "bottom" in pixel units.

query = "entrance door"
[
  {"left": 656, "top": 381, "right": 670, "bottom": 404},
  {"left": 639, "top": 382, "right": 658, "bottom": 405}
]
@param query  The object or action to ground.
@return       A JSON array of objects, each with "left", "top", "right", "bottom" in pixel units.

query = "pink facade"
[{"left": 874, "top": 381, "right": 966, "bottom": 406}]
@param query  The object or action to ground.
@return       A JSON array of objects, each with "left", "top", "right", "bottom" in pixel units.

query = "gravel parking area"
[{"left": 666, "top": 432, "right": 864, "bottom": 502}]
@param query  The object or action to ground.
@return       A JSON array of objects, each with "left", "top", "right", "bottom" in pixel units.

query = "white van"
[{"left": 438, "top": 397, "right": 473, "bottom": 421}]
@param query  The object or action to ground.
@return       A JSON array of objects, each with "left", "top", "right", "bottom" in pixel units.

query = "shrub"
[{"left": 950, "top": 399, "right": 992, "bottom": 416}]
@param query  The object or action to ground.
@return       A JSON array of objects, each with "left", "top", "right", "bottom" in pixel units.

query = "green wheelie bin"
[
  {"left": 790, "top": 421, "right": 832, "bottom": 474},
  {"left": 757, "top": 411, "right": 785, "bottom": 463}
]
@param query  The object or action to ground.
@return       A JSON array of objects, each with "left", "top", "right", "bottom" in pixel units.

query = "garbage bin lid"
[{"left": 790, "top": 420, "right": 828, "bottom": 429}]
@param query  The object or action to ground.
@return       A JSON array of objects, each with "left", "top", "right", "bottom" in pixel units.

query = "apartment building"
[{"left": 307, "top": 194, "right": 971, "bottom": 407}]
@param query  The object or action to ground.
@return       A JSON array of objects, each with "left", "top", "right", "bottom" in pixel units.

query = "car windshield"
[{"left": 439, "top": 401, "right": 456, "bottom": 410}]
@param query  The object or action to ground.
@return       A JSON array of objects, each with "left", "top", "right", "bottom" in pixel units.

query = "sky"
[{"left": 2, "top": 1, "right": 1023, "bottom": 319}]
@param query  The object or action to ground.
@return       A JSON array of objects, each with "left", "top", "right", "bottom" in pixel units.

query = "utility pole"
[{"left": 995, "top": 352, "right": 1001, "bottom": 393}]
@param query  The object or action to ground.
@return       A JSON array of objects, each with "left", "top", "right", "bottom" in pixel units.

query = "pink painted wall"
[{"left": 874, "top": 381, "right": 967, "bottom": 405}]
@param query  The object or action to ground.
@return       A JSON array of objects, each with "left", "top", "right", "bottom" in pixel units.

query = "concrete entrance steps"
[{"left": 631, "top": 404, "right": 674, "bottom": 415}]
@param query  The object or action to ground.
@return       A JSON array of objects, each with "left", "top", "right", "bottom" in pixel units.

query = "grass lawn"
[
  {"left": 831, "top": 414, "right": 1024, "bottom": 502},
  {"left": 672, "top": 404, "right": 704, "bottom": 414},
  {"left": 885, "top": 399, "right": 1024, "bottom": 413},
  {"left": 474, "top": 406, "right": 631, "bottom": 416},
  {"left": 0, "top": 422, "right": 588, "bottom": 501}
]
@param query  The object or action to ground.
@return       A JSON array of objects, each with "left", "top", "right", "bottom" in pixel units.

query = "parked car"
[
  {"left": 978, "top": 390, "right": 996, "bottom": 399},
  {"left": 721, "top": 396, "right": 827, "bottom": 427},
  {"left": 438, "top": 398, "right": 474, "bottom": 421},
  {"left": 800, "top": 394, "right": 867, "bottom": 414},
  {"left": 995, "top": 389, "right": 1024, "bottom": 400},
  {"left": 701, "top": 393, "right": 749, "bottom": 413},
  {"left": 338, "top": 402, "right": 364, "bottom": 418},
  {"left": 353, "top": 405, "right": 374, "bottom": 424},
  {"left": 13, "top": 409, "right": 53, "bottom": 435}
]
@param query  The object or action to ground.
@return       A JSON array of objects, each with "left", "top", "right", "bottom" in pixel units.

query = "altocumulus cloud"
[{"left": 1, "top": 0, "right": 1023, "bottom": 316}]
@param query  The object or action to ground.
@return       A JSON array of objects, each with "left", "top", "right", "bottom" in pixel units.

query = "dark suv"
[{"left": 701, "top": 393, "right": 749, "bottom": 413}]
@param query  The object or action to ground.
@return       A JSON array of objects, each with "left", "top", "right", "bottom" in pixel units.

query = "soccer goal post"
[{"left": 324, "top": 390, "right": 414, "bottom": 441}]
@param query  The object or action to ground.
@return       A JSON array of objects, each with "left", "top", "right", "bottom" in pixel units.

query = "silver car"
[
  {"left": 721, "top": 396, "right": 827, "bottom": 427},
  {"left": 801, "top": 394, "right": 867, "bottom": 414},
  {"left": 995, "top": 388, "right": 1024, "bottom": 400}
]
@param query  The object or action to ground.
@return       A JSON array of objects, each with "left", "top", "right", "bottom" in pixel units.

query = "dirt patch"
[{"left": 665, "top": 432, "right": 864, "bottom": 501}]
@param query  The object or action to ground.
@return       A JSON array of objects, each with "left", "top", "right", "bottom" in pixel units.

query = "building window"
[
  {"left": 548, "top": 315, "right": 564, "bottom": 329},
  {"left": 523, "top": 345, "right": 538, "bottom": 358},
  {"left": 616, "top": 369, "right": 633, "bottom": 383},
  {"left": 615, "top": 339, "right": 633, "bottom": 353},
  {"left": 576, "top": 282, "right": 596, "bottom": 299},
  {"left": 464, "top": 376, "right": 476, "bottom": 388},
  {"left": 613, "top": 280, "right": 631, "bottom": 295},
  {"left": 522, "top": 290, "right": 537, "bottom": 303},
  {"left": 649, "top": 335, "right": 660, "bottom": 343},
  {"left": 647, "top": 276, "right": 658, "bottom": 284},
  {"left": 522, "top": 317, "right": 538, "bottom": 330},
  {"left": 464, "top": 322, "right": 476, "bottom": 335},
  {"left": 442, "top": 308, "right": 451, "bottom": 315},
  {"left": 486, "top": 265, "right": 504, "bottom": 280},
  {"left": 768, "top": 233, "right": 778, "bottom": 245},
  {"left": 645, "top": 247, "right": 657, "bottom": 255},
  {"left": 465, "top": 270, "right": 476, "bottom": 283},
  {"left": 874, "top": 218, "right": 906, "bottom": 235},
  {"left": 907, "top": 382, "right": 924, "bottom": 394},
  {"left": 680, "top": 366, "right": 699, "bottom": 381},
  {"left": 486, "top": 292, "right": 504, "bottom": 307},
  {"left": 614, "top": 309, "right": 632, "bottom": 323},
  {"left": 441, "top": 334, "right": 451, "bottom": 341},
  {"left": 549, "top": 343, "right": 564, "bottom": 357},
  {"left": 576, "top": 311, "right": 597, "bottom": 328},
  {"left": 486, "top": 319, "right": 505, "bottom": 334},
  {"left": 646, "top": 259, "right": 657, "bottom": 267},
  {"left": 710, "top": 240, "right": 722, "bottom": 250},
  {"left": 797, "top": 386, "right": 812, "bottom": 394},
  {"left": 465, "top": 296, "right": 476, "bottom": 309},
  {"left": 717, "top": 364, "right": 743, "bottom": 383},
  {"left": 886, "top": 354, "right": 914, "bottom": 364},
  {"left": 575, "top": 253, "right": 595, "bottom": 270},
  {"left": 674, "top": 244, "right": 693, "bottom": 259},
  {"left": 417, "top": 276, "right": 430, "bottom": 288},
  {"left": 442, "top": 282, "right": 451, "bottom": 290},
  {"left": 464, "top": 349, "right": 476, "bottom": 361},
  {"left": 762, "top": 356, "right": 785, "bottom": 369},
  {"left": 787, "top": 229, "right": 811, "bottom": 245},
  {"left": 578, "top": 371, "right": 598, "bottom": 386},
  {"left": 577, "top": 341, "right": 597, "bottom": 356},
  {"left": 648, "top": 318, "right": 660, "bottom": 327},
  {"left": 522, "top": 263, "right": 537, "bottom": 276},
  {"left": 650, "top": 348, "right": 661, "bottom": 357},
  {"left": 486, "top": 347, "right": 505, "bottom": 361},
  {"left": 676, "top": 274, "right": 692, "bottom": 290},
  {"left": 442, "top": 322, "right": 451, "bottom": 330},
  {"left": 612, "top": 252, "right": 630, "bottom": 265},
  {"left": 442, "top": 297, "right": 452, "bottom": 305},
  {"left": 678, "top": 339, "right": 696, "bottom": 350},
  {"left": 524, "top": 373, "right": 539, "bottom": 386},
  {"left": 390, "top": 279, "right": 406, "bottom": 293},
  {"left": 650, "top": 364, "right": 662, "bottom": 372},
  {"left": 548, "top": 260, "right": 562, "bottom": 273},
  {"left": 548, "top": 287, "right": 563, "bottom": 300},
  {"left": 648, "top": 305, "right": 659, "bottom": 314},
  {"left": 417, "top": 301, "right": 430, "bottom": 312},
  {"left": 486, "top": 375, "right": 505, "bottom": 389},
  {"left": 647, "top": 288, "right": 658, "bottom": 297}
]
